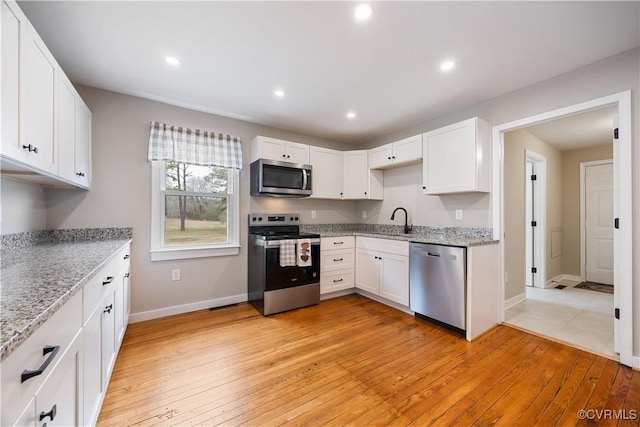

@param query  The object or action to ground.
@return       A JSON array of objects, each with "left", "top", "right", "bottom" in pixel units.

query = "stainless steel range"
[{"left": 248, "top": 213, "right": 321, "bottom": 315}]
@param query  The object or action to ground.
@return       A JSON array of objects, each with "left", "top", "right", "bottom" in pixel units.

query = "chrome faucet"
[{"left": 391, "top": 207, "right": 412, "bottom": 234}]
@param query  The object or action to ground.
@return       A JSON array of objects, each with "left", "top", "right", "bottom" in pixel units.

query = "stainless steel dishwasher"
[{"left": 409, "top": 243, "right": 467, "bottom": 334}]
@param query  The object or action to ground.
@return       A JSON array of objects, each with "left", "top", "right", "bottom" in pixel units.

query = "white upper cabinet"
[
  {"left": 309, "top": 146, "right": 343, "bottom": 199},
  {"left": 58, "top": 72, "right": 91, "bottom": 188},
  {"left": 369, "top": 134, "right": 422, "bottom": 169},
  {"left": 342, "top": 150, "right": 383, "bottom": 200},
  {"left": 1, "top": 0, "right": 91, "bottom": 188},
  {"left": 422, "top": 117, "right": 491, "bottom": 195},
  {"left": 250, "top": 136, "right": 310, "bottom": 164}
]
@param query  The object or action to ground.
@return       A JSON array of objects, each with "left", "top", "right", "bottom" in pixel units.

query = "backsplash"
[{"left": 301, "top": 223, "right": 493, "bottom": 240}]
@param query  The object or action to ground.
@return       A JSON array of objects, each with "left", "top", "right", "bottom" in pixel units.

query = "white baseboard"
[
  {"left": 129, "top": 294, "right": 248, "bottom": 323},
  {"left": 320, "top": 288, "right": 356, "bottom": 300},
  {"left": 504, "top": 293, "right": 526, "bottom": 310},
  {"left": 355, "top": 289, "right": 413, "bottom": 315},
  {"left": 633, "top": 355, "right": 640, "bottom": 370}
]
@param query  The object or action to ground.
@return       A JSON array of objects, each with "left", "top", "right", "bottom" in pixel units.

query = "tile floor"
[{"left": 504, "top": 279, "right": 616, "bottom": 359}]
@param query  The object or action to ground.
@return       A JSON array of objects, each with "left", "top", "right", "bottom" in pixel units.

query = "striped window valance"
[{"left": 147, "top": 121, "right": 243, "bottom": 169}]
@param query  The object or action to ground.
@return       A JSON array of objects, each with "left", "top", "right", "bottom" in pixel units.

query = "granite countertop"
[
  {"left": 301, "top": 224, "right": 499, "bottom": 247},
  {"left": 1, "top": 228, "right": 132, "bottom": 361}
]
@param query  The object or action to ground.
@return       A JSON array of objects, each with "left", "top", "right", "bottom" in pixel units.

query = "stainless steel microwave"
[{"left": 250, "top": 159, "right": 312, "bottom": 197}]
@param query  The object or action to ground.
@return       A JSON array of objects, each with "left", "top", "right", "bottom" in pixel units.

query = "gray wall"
[
  {"left": 0, "top": 178, "right": 47, "bottom": 233},
  {"left": 503, "top": 129, "right": 563, "bottom": 299}
]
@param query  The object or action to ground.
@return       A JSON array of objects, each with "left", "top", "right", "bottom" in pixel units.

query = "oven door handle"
[
  {"left": 302, "top": 169, "right": 308, "bottom": 190},
  {"left": 264, "top": 238, "right": 320, "bottom": 248}
]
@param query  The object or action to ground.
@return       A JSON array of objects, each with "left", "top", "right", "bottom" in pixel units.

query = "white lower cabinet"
[
  {"left": 320, "top": 236, "right": 354, "bottom": 294},
  {"left": 355, "top": 237, "right": 409, "bottom": 306},
  {"left": 34, "top": 331, "right": 83, "bottom": 427},
  {"left": 83, "top": 302, "right": 103, "bottom": 427}
]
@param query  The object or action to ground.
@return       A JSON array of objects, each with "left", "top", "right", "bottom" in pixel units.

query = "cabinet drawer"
[
  {"left": 321, "top": 236, "right": 354, "bottom": 249},
  {"left": 1, "top": 291, "right": 82, "bottom": 426},
  {"left": 321, "top": 269, "right": 354, "bottom": 294},
  {"left": 321, "top": 248, "right": 354, "bottom": 272},
  {"left": 82, "top": 253, "right": 120, "bottom": 324},
  {"left": 356, "top": 237, "right": 409, "bottom": 256}
]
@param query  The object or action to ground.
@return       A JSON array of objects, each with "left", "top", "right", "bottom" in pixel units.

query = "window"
[{"left": 151, "top": 161, "right": 240, "bottom": 261}]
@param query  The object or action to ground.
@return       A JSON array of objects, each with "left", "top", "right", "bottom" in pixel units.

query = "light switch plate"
[
  {"left": 455, "top": 209, "right": 463, "bottom": 220},
  {"left": 362, "top": 211, "right": 367, "bottom": 219},
  {"left": 311, "top": 210, "right": 317, "bottom": 219}
]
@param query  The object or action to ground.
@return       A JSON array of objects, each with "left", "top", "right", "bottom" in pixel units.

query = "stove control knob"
[
  {"left": 252, "top": 217, "right": 257, "bottom": 222},
  {"left": 258, "top": 217, "right": 263, "bottom": 222},
  {"left": 290, "top": 217, "right": 294, "bottom": 221},
  {"left": 295, "top": 216, "right": 299, "bottom": 221}
]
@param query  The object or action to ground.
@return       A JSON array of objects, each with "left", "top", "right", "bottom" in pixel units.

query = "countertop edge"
[{"left": 0, "top": 238, "right": 132, "bottom": 362}]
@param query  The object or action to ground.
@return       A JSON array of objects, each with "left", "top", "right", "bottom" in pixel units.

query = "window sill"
[{"left": 150, "top": 244, "right": 240, "bottom": 261}]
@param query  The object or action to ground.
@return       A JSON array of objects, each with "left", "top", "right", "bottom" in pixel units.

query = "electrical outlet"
[
  {"left": 172, "top": 269, "right": 181, "bottom": 281},
  {"left": 455, "top": 209, "right": 463, "bottom": 220},
  {"left": 311, "top": 210, "right": 317, "bottom": 219},
  {"left": 362, "top": 211, "right": 367, "bottom": 219}
]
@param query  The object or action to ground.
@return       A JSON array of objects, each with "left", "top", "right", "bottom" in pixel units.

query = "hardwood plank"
[{"left": 97, "top": 294, "right": 639, "bottom": 427}]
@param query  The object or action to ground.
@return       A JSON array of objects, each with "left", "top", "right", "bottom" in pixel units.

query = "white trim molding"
[{"left": 504, "top": 293, "right": 526, "bottom": 311}]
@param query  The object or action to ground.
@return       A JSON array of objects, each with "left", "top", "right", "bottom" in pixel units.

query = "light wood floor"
[{"left": 98, "top": 295, "right": 640, "bottom": 426}]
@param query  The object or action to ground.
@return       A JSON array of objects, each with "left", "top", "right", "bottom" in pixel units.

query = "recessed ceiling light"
[
  {"left": 346, "top": 111, "right": 357, "bottom": 119},
  {"left": 274, "top": 89, "right": 285, "bottom": 98},
  {"left": 165, "top": 56, "right": 180, "bottom": 66},
  {"left": 440, "top": 60, "right": 456, "bottom": 72},
  {"left": 354, "top": 3, "right": 373, "bottom": 21}
]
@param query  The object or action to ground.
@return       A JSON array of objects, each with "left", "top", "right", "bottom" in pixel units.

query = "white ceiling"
[
  {"left": 18, "top": 1, "right": 640, "bottom": 145},
  {"left": 524, "top": 107, "right": 615, "bottom": 151}
]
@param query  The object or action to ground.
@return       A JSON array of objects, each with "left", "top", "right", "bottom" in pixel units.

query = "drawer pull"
[
  {"left": 22, "top": 144, "right": 38, "bottom": 153},
  {"left": 104, "top": 304, "right": 113, "bottom": 314},
  {"left": 102, "top": 276, "right": 115, "bottom": 286},
  {"left": 75, "top": 172, "right": 85, "bottom": 177},
  {"left": 125, "top": 273, "right": 130, "bottom": 278},
  {"left": 21, "top": 345, "right": 60, "bottom": 383},
  {"left": 39, "top": 404, "right": 57, "bottom": 422},
  {"left": 333, "top": 258, "right": 344, "bottom": 262},
  {"left": 333, "top": 241, "right": 344, "bottom": 245},
  {"left": 333, "top": 278, "right": 343, "bottom": 283},
  {"left": 124, "top": 254, "right": 130, "bottom": 259}
]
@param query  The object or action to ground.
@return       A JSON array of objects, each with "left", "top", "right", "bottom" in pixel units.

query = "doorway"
[{"left": 493, "top": 91, "right": 633, "bottom": 367}]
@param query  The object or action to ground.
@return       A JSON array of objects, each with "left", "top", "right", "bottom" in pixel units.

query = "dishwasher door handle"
[{"left": 427, "top": 252, "right": 440, "bottom": 257}]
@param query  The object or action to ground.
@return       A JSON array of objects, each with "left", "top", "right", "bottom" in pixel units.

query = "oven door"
[{"left": 264, "top": 239, "right": 320, "bottom": 291}]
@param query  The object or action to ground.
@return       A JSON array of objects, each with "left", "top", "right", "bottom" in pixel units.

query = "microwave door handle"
[{"left": 302, "top": 169, "right": 308, "bottom": 190}]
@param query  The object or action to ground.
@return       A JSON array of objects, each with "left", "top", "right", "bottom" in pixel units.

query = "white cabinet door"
[
  {"left": 285, "top": 141, "right": 310, "bottom": 164},
  {"left": 1, "top": 0, "right": 28, "bottom": 163},
  {"left": 13, "top": 397, "right": 35, "bottom": 427},
  {"left": 423, "top": 117, "right": 490, "bottom": 194},
  {"left": 83, "top": 304, "right": 103, "bottom": 427},
  {"left": 379, "top": 253, "right": 409, "bottom": 306},
  {"left": 393, "top": 135, "right": 422, "bottom": 165},
  {"left": 35, "top": 332, "right": 83, "bottom": 427},
  {"left": 100, "top": 290, "right": 116, "bottom": 390},
  {"left": 355, "top": 248, "right": 380, "bottom": 294},
  {"left": 57, "top": 72, "right": 76, "bottom": 182},
  {"left": 343, "top": 150, "right": 382, "bottom": 200},
  {"left": 24, "top": 22, "right": 57, "bottom": 174},
  {"left": 310, "top": 146, "right": 343, "bottom": 199},
  {"left": 74, "top": 98, "right": 91, "bottom": 188},
  {"left": 368, "top": 143, "right": 393, "bottom": 169}
]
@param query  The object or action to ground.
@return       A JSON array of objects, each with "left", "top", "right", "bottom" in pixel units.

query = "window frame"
[{"left": 150, "top": 161, "right": 240, "bottom": 261}]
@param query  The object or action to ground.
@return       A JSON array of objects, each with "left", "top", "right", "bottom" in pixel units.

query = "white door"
[
  {"left": 585, "top": 163, "right": 614, "bottom": 285},
  {"left": 525, "top": 161, "right": 534, "bottom": 287}
]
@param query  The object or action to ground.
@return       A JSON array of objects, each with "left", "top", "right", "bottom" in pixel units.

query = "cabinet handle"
[
  {"left": 104, "top": 304, "right": 113, "bottom": 314},
  {"left": 75, "top": 172, "right": 85, "bottom": 177},
  {"left": 21, "top": 345, "right": 60, "bottom": 383},
  {"left": 387, "top": 156, "right": 391, "bottom": 160},
  {"left": 22, "top": 144, "right": 38, "bottom": 153},
  {"left": 102, "top": 276, "right": 115, "bottom": 286},
  {"left": 392, "top": 156, "right": 396, "bottom": 159},
  {"left": 39, "top": 404, "right": 57, "bottom": 422},
  {"left": 333, "top": 241, "right": 344, "bottom": 245},
  {"left": 287, "top": 155, "right": 290, "bottom": 158},
  {"left": 124, "top": 254, "right": 130, "bottom": 259},
  {"left": 333, "top": 258, "right": 344, "bottom": 262},
  {"left": 333, "top": 278, "right": 343, "bottom": 283},
  {"left": 364, "top": 192, "right": 367, "bottom": 195},
  {"left": 125, "top": 273, "right": 130, "bottom": 278},
  {"left": 422, "top": 186, "right": 426, "bottom": 190},
  {"left": 282, "top": 154, "right": 286, "bottom": 158}
]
